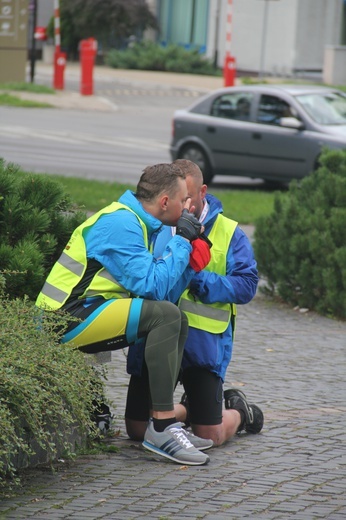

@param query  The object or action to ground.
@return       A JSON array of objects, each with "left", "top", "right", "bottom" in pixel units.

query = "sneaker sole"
[{"left": 142, "top": 441, "right": 210, "bottom": 466}]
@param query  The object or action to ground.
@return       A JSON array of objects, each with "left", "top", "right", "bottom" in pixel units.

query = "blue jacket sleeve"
[
  {"left": 84, "top": 211, "right": 192, "bottom": 301},
  {"left": 153, "top": 225, "right": 196, "bottom": 303},
  {"left": 189, "top": 226, "right": 258, "bottom": 304}
]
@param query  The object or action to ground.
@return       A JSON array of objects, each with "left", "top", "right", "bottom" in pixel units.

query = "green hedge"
[
  {"left": 0, "top": 295, "right": 102, "bottom": 486},
  {"left": 105, "top": 41, "right": 218, "bottom": 75},
  {"left": 254, "top": 148, "right": 346, "bottom": 319}
]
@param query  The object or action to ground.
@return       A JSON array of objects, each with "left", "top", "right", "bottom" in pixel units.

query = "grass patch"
[
  {"left": 16, "top": 170, "right": 276, "bottom": 224},
  {"left": 0, "top": 92, "right": 53, "bottom": 108},
  {"left": 0, "top": 82, "right": 55, "bottom": 94},
  {"left": 21, "top": 173, "right": 135, "bottom": 213},
  {"left": 209, "top": 187, "right": 275, "bottom": 224}
]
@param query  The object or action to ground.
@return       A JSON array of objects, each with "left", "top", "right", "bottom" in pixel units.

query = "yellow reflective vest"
[
  {"left": 178, "top": 214, "right": 237, "bottom": 334},
  {"left": 36, "top": 202, "right": 148, "bottom": 311}
]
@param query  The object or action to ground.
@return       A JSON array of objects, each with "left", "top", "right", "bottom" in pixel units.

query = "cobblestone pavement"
[{"left": 1, "top": 290, "right": 345, "bottom": 520}]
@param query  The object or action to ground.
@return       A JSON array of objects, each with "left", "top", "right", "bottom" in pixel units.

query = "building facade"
[
  {"left": 156, "top": 0, "right": 346, "bottom": 76},
  {"left": 36, "top": 0, "right": 346, "bottom": 76}
]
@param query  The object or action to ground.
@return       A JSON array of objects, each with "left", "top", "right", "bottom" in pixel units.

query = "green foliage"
[
  {"left": 209, "top": 187, "right": 274, "bottom": 225},
  {"left": 0, "top": 159, "right": 86, "bottom": 300},
  {"left": 0, "top": 296, "right": 103, "bottom": 485},
  {"left": 48, "top": 0, "right": 158, "bottom": 58},
  {"left": 0, "top": 93, "right": 52, "bottom": 108},
  {"left": 0, "top": 83, "right": 55, "bottom": 94},
  {"left": 14, "top": 170, "right": 275, "bottom": 224},
  {"left": 105, "top": 41, "right": 217, "bottom": 75},
  {"left": 254, "top": 148, "right": 346, "bottom": 319}
]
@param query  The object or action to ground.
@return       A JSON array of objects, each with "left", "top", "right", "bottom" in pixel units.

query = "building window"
[{"left": 158, "top": 0, "right": 209, "bottom": 52}]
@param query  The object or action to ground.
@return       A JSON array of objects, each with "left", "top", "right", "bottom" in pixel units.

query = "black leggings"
[
  {"left": 136, "top": 300, "right": 188, "bottom": 411},
  {"left": 125, "top": 365, "right": 223, "bottom": 425}
]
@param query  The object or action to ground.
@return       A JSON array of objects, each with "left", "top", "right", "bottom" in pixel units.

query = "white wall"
[
  {"left": 37, "top": 0, "right": 54, "bottom": 26},
  {"left": 294, "top": 0, "right": 344, "bottom": 71},
  {"left": 209, "top": 0, "right": 344, "bottom": 75}
]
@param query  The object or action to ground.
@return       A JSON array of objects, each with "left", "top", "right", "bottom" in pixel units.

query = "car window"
[
  {"left": 295, "top": 92, "right": 346, "bottom": 125},
  {"left": 211, "top": 93, "right": 253, "bottom": 121},
  {"left": 257, "top": 95, "right": 296, "bottom": 125}
]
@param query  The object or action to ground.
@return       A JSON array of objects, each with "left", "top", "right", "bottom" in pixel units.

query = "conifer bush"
[
  {"left": 254, "top": 148, "right": 346, "bottom": 319},
  {"left": 0, "top": 159, "right": 86, "bottom": 300},
  {"left": 105, "top": 41, "right": 217, "bottom": 75}
]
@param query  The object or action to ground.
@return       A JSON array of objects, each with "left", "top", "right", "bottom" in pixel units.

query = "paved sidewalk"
[
  {"left": 17, "top": 61, "right": 226, "bottom": 111},
  {"left": 1, "top": 290, "right": 345, "bottom": 519}
]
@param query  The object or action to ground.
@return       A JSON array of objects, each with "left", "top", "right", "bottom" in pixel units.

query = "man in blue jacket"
[
  {"left": 36, "top": 162, "right": 212, "bottom": 466},
  {"left": 125, "top": 160, "right": 263, "bottom": 446}
]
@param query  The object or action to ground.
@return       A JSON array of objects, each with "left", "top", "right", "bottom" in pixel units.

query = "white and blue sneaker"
[
  {"left": 183, "top": 428, "right": 214, "bottom": 451},
  {"left": 143, "top": 420, "right": 210, "bottom": 465}
]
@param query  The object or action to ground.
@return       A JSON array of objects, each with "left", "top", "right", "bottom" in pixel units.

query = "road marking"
[{"left": 0, "top": 126, "right": 169, "bottom": 151}]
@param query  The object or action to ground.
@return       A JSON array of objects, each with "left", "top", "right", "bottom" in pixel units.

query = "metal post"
[
  {"left": 54, "top": 0, "right": 61, "bottom": 54},
  {"left": 258, "top": 0, "right": 269, "bottom": 79},
  {"left": 213, "top": 0, "right": 221, "bottom": 69},
  {"left": 29, "top": 0, "right": 38, "bottom": 83},
  {"left": 225, "top": 0, "right": 233, "bottom": 58}
]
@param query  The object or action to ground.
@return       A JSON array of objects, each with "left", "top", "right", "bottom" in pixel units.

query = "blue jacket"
[
  {"left": 84, "top": 190, "right": 194, "bottom": 301},
  {"left": 127, "top": 193, "right": 258, "bottom": 381}
]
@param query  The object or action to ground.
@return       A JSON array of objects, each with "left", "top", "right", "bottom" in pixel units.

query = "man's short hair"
[
  {"left": 136, "top": 163, "right": 185, "bottom": 202},
  {"left": 172, "top": 159, "right": 203, "bottom": 183}
]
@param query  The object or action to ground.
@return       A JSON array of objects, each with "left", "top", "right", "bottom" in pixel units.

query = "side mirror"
[{"left": 280, "top": 117, "right": 304, "bottom": 130}]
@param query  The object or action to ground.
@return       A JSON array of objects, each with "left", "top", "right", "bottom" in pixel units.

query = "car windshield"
[{"left": 295, "top": 92, "right": 346, "bottom": 125}]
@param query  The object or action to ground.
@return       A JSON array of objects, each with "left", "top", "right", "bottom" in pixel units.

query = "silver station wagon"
[{"left": 170, "top": 85, "right": 346, "bottom": 184}]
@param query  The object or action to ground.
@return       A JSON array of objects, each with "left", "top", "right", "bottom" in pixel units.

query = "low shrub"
[
  {"left": 0, "top": 295, "right": 104, "bottom": 487},
  {"left": 253, "top": 148, "right": 346, "bottom": 319},
  {"left": 105, "top": 41, "right": 218, "bottom": 75}
]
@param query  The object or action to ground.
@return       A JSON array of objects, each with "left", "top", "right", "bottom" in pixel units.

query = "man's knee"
[{"left": 191, "top": 423, "right": 225, "bottom": 446}]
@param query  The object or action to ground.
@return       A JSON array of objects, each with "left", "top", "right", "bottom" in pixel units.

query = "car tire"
[{"left": 179, "top": 144, "right": 213, "bottom": 184}]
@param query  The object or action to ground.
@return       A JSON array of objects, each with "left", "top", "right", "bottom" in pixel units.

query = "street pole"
[
  {"left": 213, "top": 0, "right": 221, "bottom": 69},
  {"left": 258, "top": 0, "right": 269, "bottom": 79},
  {"left": 54, "top": 0, "right": 61, "bottom": 53},
  {"left": 258, "top": 0, "right": 280, "bottom": 79},
  {"left": 29, "top": 0, "right": 38, "bottom": 83},
  {"left": 223, "top": 0, "right": 236, "bottom": 86}
]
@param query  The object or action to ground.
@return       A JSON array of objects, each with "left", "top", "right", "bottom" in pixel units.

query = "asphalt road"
[
  {"left": 0, "top": 105, "right": 171, "bottom": 183},
  {"left": 0, "top": 64, "right": 265, "bottom": 188}
]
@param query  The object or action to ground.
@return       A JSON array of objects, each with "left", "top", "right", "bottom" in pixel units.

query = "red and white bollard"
[
  {"left": 223, "top": 0, "right": 237, "bottom": 87},
  {"left": 53, "top": 0, "right": 66, "bottom": 90},
  {"left": 79, "top": 38, "right": 98, "bottom": 96}
]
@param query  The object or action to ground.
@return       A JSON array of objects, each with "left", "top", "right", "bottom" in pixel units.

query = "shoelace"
[{"left": 171, "top": 428, "right": 194, "bottom": 449}]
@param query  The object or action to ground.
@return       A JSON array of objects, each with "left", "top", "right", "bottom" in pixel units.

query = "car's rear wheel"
[{"left": 179, "top": 144, "right": 213, "bottom": 184}]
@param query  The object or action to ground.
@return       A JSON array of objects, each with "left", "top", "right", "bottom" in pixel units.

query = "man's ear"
[
  {"left": 201, "top": 184, "right": 208, "bottom": 199},
  {"left": 161, "top": 195, "right": 169, "bottom": 211}
]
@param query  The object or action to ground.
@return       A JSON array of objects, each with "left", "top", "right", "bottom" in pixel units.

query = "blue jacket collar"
[
  {"left": 204, "top": 194, "right": 223, "bottom": 228},
  {"left": 118, "top": 190, "right": 162, "bottom": 234}
]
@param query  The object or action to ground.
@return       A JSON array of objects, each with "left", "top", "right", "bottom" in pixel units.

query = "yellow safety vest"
[
  {"left": 178, "top": 214, "right": 237, "bottom": 334},
  {"left": 36, "top": 202, "right": 148, "bottom": 311}
]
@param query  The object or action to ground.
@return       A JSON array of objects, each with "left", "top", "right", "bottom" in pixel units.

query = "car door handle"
[
  {"left": 207, "top": 126, "right": 216, "bottom": 133},
  {"left": 252, "top": 132, "right": 262, "bottom": 139}
]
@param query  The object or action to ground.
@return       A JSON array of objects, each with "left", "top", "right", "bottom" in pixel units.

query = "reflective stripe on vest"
[
  {"left": 36, "top": 202, "right": 148, "bottom": 310},
  {"left": 178, "top": 214, "right": 237, "bottom": 334}
]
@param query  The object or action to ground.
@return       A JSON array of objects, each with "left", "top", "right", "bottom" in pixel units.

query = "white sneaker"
[
  {"left": 183, "top": 427, "right": 213, "bottom": 451},
  {"left": 142, "top": 420, "right": 210, "bottom": 465}
]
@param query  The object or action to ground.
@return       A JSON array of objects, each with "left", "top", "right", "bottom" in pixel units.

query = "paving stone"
[{"left": 1, "top": 292, "right": 345, "bottom": 518}]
